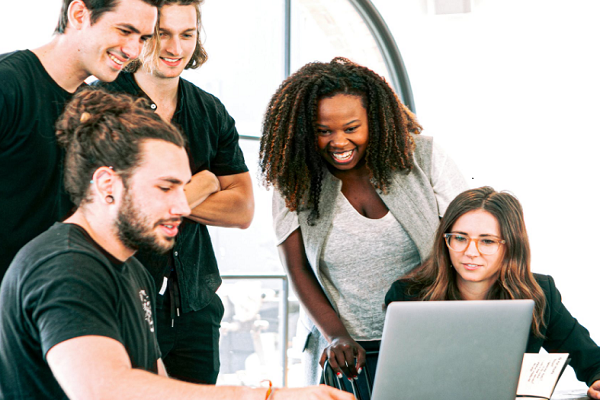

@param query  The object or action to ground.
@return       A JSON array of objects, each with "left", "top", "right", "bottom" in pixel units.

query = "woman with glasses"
[{"left": 385, "top": 186, "right": 600, "bottom": 399}]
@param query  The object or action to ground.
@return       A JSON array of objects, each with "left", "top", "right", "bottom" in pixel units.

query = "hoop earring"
[{"left": 106, "top": 195, "right": 114, "bottom": 204}]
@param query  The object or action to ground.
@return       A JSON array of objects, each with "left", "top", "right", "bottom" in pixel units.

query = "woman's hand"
[
  {"left": 319, "top": 335, "right": 366, "bottom": 379},
  {"left": 588, "top": 380, "right": 600, "bottom": 399}
]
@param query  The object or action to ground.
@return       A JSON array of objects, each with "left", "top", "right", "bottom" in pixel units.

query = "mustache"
[{"left": 154, "top": 217, "right": 183, "bottom": 228}]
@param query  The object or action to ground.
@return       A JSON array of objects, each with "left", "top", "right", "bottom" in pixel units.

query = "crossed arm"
[{"left": 184, "top": 170, "right": 254, "bottom": 229}]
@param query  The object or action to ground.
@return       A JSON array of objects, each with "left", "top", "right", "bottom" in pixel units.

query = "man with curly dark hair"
[{"left": 260, "top": 57, "right": 467, "bottom": 385}]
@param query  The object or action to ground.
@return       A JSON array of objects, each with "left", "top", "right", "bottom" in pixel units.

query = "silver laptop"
[{"left": 372, "top": 300, "right": 534, "bottom": 400}]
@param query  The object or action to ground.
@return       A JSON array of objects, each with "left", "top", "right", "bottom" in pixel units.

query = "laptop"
[{"left": 371, "top": 300, "right": 534, "bottom": 400}]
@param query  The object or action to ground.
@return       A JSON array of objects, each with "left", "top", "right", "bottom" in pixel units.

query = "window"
[{"left": 182, "top": 0, "right": 415, "bottom": 387}]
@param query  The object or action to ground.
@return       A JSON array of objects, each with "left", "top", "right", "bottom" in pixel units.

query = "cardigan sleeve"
[
  {"left": 540, "top": 275, "right": 600, "bottom": 386},
  {"left": 272, "top": 189, "right": 300, "bottom": 246}
]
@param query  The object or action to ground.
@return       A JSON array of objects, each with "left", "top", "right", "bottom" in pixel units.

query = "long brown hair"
[
  {"left": 403, "top": 186, "right": 546, "bottom": 337},
  {"left": 259, "top": 57, "right": 422, "bottom": 224}
]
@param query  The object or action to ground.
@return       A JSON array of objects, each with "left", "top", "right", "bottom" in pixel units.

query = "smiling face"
[
  {"left": 316, "top": 94, "right": 369, "bottom": 172},
  {"left": 150, "top": 4, "right": 198, "bottom": 79},
  {"left": 116, "top": 139, "right": 191, "bottom": 253},
  {"left": 448, "top": 209, "right": 505, "bottom": 298},
  {"left": 78, "top": 0, "right": 157, "bottom": 82}
]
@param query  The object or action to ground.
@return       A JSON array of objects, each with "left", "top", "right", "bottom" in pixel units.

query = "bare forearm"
[
  {"left": 97, "top": 369, "right": 265, "bottom": 400},
  {"left": 278, "top": 233, "right": 349, "bottom": 342},
  {"left": 186, "top": 172, "right": 254, "bottom": 228},
  {"left": 185, "top": 170, "right": 221, "bottom": 209}
]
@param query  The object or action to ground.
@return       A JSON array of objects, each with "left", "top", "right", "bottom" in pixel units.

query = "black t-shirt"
[
  {"left": 0, "top": 50, "right": 75, "bottom": 280},
  {"left": 96, "top": 72, "right": 248, "bottom": 312},
  {"left": 0, "top": 223, "right": 161, "bottom": 399}
]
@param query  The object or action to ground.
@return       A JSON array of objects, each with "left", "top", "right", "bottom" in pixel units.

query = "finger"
[
  {"left": 354, "top": 346, "right": 367, "bottom": 373},
  {"left": 326, "top": 349, "right": 344, "bottom": 378},
  {"left": 319, "top": 350, "right": 327, "bottom": 369},
  {"left": 341, "top": 347, "right": 358, "bottom": 378},
  {"left": 330, "top": 348, "right": 351, "bottom": 377}
]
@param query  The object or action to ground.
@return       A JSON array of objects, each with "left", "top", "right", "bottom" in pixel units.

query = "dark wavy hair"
[
  {"left": 401, "top": 186, "right": 546, "bottom": 337},
  {"left": 259, "top": 57, "right": 422, "bottom": 223},
  {"left": 56, "top": 86, "right": 185, "bottom": 206},
  {"left": 128, "top": 0, "right": 208, "bottom": 73},
  {"left": 55, "top": 0, "right": 163, "bottom": 34}
]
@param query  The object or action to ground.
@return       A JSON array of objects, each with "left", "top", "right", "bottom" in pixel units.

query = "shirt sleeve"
[
  {"left": 272, "top": 189, "right": 300, "bottom": 246},
  {"left": 430, "top": 141, "right": 468, "bottom": 216},
  {"left": 0, "top": 75, "right": 17, "bottom": 142},
  {"left": 210, "top": 100, "right": 248, "bottom": 176},
  {"left": 23, "top": 253, "right": 125, "bottom": 359},
  {"left": 541, "top": 275, "right": 600, "bottom": 386}
]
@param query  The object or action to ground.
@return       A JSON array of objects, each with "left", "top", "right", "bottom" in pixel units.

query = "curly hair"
[
  {"left": 56, "top": 86, "right": 185, "bottom": 206},
  {"left": 259, "top": 57, "right": 422, "bottom": 223},
  {"left": 400, "top": 186, "right": 547, "bottom": 338}
]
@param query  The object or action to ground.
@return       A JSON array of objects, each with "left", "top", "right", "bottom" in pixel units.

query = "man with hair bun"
[
  {"left": 97, "top": 0, "right": 254, "bottom": 384},
  {"left": 0, "top": 87, "right": 353, "bottom": 400},
  {"left": 0, "top": 0, "right": 161, "bottom": 281}
]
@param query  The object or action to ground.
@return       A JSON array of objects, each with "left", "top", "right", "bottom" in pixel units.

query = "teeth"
[
  {"left": 165, "top": 225, "right": 173, "bottom": 229},
  {"left": 163, "top": 57, "right": 179, "bottom": 62},
  {"left": 332, "top": 150, "right": 353, "bottom": 161},
  {"left": 108, "top": 54, "right": 124, "bottom": 65}
]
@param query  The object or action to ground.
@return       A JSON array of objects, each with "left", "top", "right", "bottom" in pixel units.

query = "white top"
[
  {"left": 274, "top": 141, "right": 464, "bottom": 245},
  {"left": 319, "top": 193, "right": 420, "bottom": 340}
]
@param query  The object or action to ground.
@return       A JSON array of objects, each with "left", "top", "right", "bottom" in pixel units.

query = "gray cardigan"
[{"left": 272, "top": 134, "right": 467, "bottom": 384}]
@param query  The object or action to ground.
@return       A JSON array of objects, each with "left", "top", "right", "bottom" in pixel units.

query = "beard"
[{"left": 116, "top": 188, "right": 178, "bottom": 254}]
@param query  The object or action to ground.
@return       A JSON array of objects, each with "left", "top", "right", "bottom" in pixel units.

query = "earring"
[{"left": 106, "top": 195, "right": 114, "bottom": 204}]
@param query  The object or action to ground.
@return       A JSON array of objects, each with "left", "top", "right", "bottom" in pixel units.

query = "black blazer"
[{"left": 385, "top": 273, "right": 600, "bottom": 386}]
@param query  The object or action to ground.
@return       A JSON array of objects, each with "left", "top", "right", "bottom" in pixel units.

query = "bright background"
[{"left": 2, "top": 0, "right": 599, "bottom": 391}]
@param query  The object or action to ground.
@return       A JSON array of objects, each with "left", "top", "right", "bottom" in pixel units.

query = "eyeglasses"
[{"left": 443, "top": 233, "right": 506, "bottom": 255}]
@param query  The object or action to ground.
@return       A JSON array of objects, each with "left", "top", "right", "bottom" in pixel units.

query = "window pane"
[
  {"left": 217, "top": 277, "right": 293, "bottom": 387},
  {"left": 182, "top": 0, "right": 286, "bottom": 138},
  {"left": 290, "top": 0, "right": 392, "bottom": 82},
  {"left": 208, "top": 139, "right": 282, "bottom": 276}
]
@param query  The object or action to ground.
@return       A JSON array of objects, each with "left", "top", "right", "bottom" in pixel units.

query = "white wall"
[
  {"left": 371, "top": 0, "right": 600, "bottom": 388},
  {"left": 1, "top": 0, "right": 598, "bottom": 388}
]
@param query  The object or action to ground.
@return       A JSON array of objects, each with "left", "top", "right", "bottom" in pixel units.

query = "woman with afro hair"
[{"left": 259, "top": 57, "right": 467, "bottom": 384}]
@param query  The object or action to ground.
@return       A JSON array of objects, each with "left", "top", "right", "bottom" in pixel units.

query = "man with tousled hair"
[
  {"left": 0, "top": 87, "right": 352, "bottom": 400},
  {"left": 97, "top": 0, "right": 254, "bottom": 384},
  {"left": 0, "top": 0, "right": 161, "bottom": 280}
]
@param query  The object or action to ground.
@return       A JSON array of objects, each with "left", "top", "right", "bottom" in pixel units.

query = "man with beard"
[{"left": 0, "top": 88, "right": 353, "bottom": 400}]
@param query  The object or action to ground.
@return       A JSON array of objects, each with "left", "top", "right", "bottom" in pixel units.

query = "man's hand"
[
  {"left": 185, "top": 170, "right": 220, "bottom": 209},
  {"left": 588, "top": 380, "right": 600, "bottom": 399},
  {"left": 274, "top": 385, "right": 355, "bottom": 400}
]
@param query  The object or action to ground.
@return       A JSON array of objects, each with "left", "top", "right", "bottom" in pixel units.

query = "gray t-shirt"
[{"left": 319, "top": 194, "right": 420, "bottom": 340}]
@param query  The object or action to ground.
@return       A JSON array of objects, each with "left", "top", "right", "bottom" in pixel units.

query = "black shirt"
[
  {"left": 0, "top": 50, "right": 75, "bottom": 280},
  {"left": 0, "top": 223, "right": 160, "bottom": 399},
  {"left": 96, "top": 72, "right": 248, "bottom": 312},
  {"left": 385, "top": 274, "right": 600, "bottom": 386}
]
